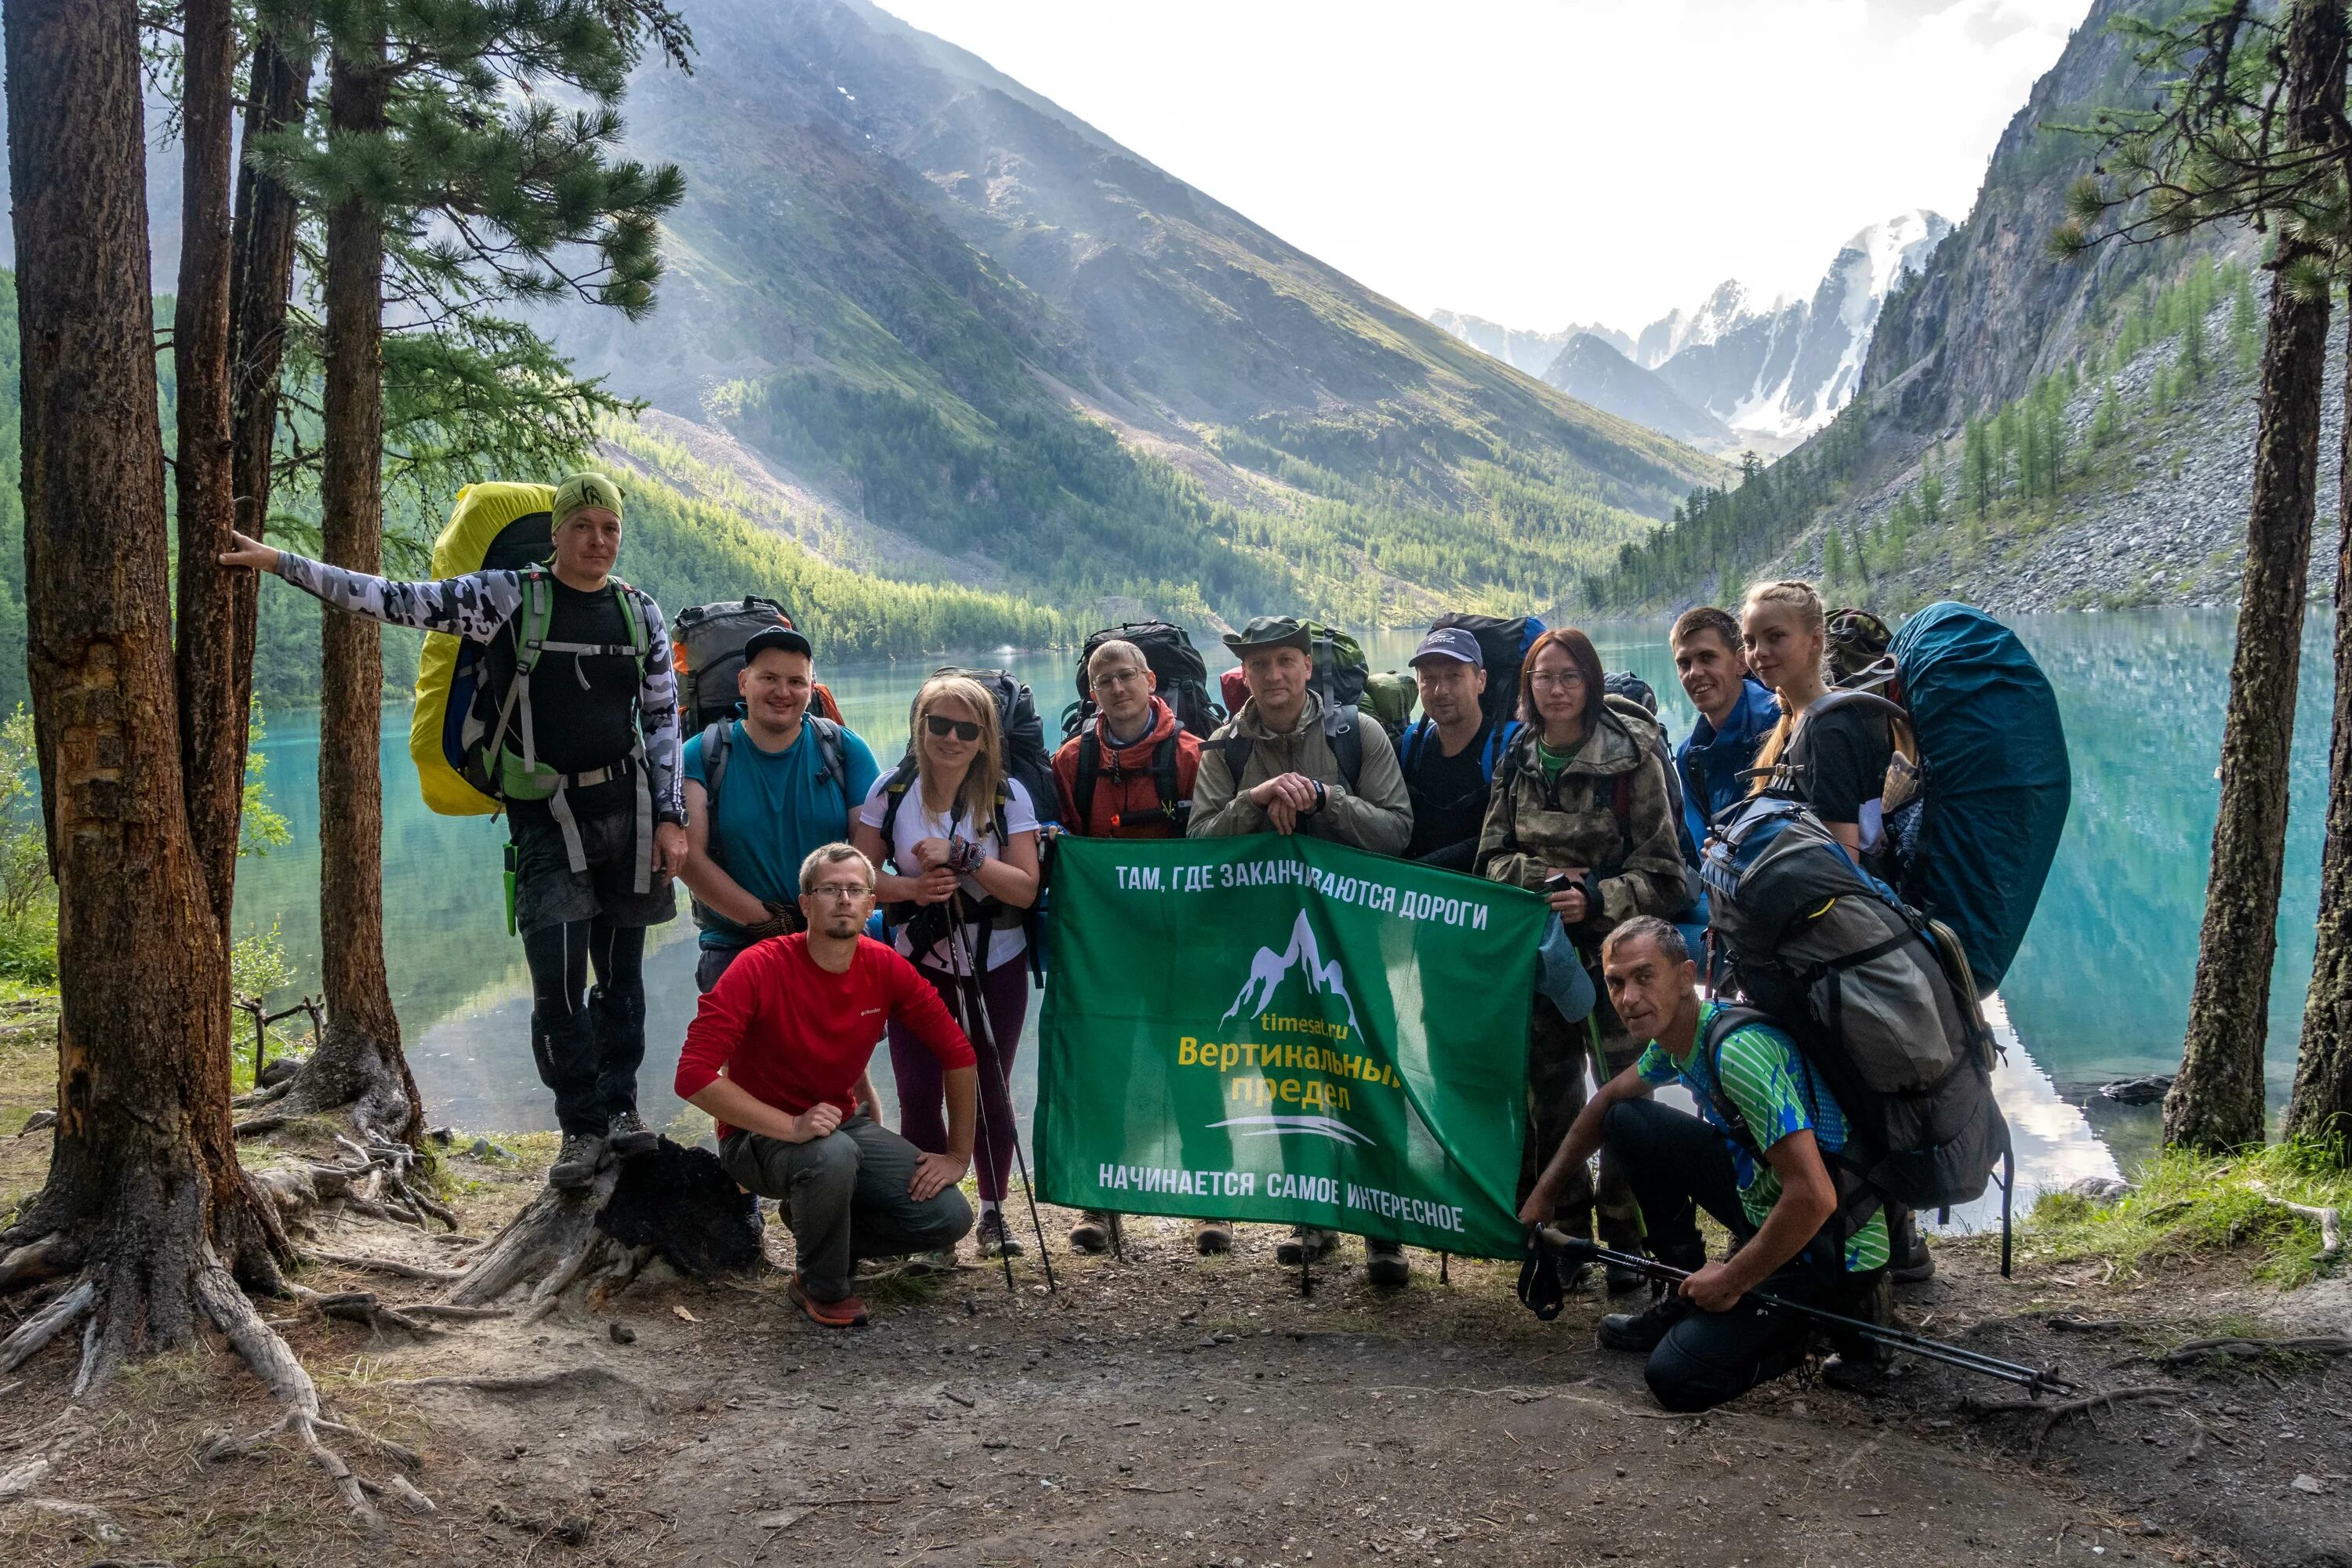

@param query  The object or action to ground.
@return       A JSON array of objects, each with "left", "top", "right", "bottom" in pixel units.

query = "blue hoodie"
[{"left": 1675, "top": 676, "right": 1779, "bottom": 864}]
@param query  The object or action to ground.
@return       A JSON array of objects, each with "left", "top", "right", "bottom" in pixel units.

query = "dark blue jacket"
[{"left": 1675, "top": 677, "right": 1778, "bottom": 863}]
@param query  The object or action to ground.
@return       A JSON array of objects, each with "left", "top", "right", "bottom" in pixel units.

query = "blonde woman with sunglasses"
[{"left": 851, "top": 675, "right": 1041, "bottom": 1261}]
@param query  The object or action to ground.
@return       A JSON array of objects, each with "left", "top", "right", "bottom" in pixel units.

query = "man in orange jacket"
[{"left": 1050, "top": 637, "right": 1204, "bottom": 1254}]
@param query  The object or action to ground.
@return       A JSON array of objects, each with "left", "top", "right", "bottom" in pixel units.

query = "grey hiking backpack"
[{"left": 1701, "top": 794, "right": 2014, "bottom": 1261}]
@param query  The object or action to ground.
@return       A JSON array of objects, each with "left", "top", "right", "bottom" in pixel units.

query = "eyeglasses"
[
  {"left": 808, "top": 882, "right": 872, "bottom": 901},
  {"left": 1092, "top": 666, "right": 1149, "bottom": 688},
  {"left": 924, "top": 714, "right": 982, "bottom": 742},
  {"left": 1527, "top": 670, "right": 1586, "bottom": 690}
]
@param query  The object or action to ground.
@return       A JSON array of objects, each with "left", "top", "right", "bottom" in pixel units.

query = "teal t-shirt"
[
  {"left": 1635, "top": 1000, "right": 1890, "bottom": 1272},
  {"left": 681, "top": 716, "right": 880, "bottom": 949}
]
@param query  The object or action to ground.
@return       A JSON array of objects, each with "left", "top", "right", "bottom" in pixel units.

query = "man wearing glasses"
[{"left": 675, "top": 844, "right": 978, "bottom": 1328}]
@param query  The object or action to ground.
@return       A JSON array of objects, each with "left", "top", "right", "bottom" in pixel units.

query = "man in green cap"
[
  {"left": 1187, "top": 615, "right": 1413, "bottom": 1279},
  {"left": 222, "top": 471, "right": 688, "bottom": 1190}
]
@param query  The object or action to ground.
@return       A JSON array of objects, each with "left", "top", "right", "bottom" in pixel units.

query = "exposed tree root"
[
  {"left": 0, "top": 1279, "right": 94, "bottom": 1374},
  {"left": 2154, "top": 1334, "right": 2352, "bottom": 1367},
  {"left": 309, "top": 1250, "right": 465, "bottom": 1284},
  {"left": 388, "top": 1366, "right": 635, "bottom": 1396},
  {"left": 282, "top": 1284, "right": 442, "bottom": 1337},
  {"left": 0, "top": 1236, "right": 82, "bottom": 1294},
  {"left": 1962, "top": 1384, "right": 2188, "bottom": 1456},
  {"left": 194, "top": 1261, "right": 430, "bottom": 1532}
]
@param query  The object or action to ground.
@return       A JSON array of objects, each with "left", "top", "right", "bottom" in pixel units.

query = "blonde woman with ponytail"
[
  {"left": 1739, "top": 579, "right": 1896, "bottom": 862},
  {"left": 1736, "top": 579, "right": 1929, "bottom": 1285}
]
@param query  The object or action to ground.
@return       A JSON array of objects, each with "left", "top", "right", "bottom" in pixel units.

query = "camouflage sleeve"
[
  {"left": 636, "top": 595, "right": 685, "bottom": 826},
  {"left": 273, "top": 552, "right": 523, "bottom": 641}
]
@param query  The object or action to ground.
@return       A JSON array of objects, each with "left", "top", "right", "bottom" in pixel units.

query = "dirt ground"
[{"left": 3, "top": 1125, "right": 2349, "bottom": 1568}]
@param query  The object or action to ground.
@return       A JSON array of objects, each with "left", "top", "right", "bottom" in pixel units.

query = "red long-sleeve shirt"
[{"left": 674, "top": 935, "right": 975, "bottom": 1138}]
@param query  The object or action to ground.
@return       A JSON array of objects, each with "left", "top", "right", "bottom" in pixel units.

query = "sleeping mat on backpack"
[{"left": 1889, "top": 601, "right": 2071, "bottom": 994}]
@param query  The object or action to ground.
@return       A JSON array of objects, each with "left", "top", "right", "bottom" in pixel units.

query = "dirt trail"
[{"left": 8, "top": 1134, "right": 2343, "bottom": 1568}]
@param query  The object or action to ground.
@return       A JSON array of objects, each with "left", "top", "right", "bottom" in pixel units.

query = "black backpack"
[
  {"left": 670, "top": 596, "right": 845, "bottom": 734},
  {"left": 1065, "top": 622, "right": 1221, "bottom": 741},
  {"left": 1432, "top": 612, "right": 1546, "bottom": 728},
  {"left": 1701, "top": 794, "right": 2013, "bottom": 1254}
]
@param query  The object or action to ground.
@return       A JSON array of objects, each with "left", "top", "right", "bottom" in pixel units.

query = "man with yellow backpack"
[{"left": 222, "top": 472, "right": 686, "bottom": 1189}]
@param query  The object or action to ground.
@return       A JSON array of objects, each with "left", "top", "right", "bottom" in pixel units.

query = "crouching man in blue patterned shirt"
[{"left": 1518, "top": 915, "right": 1890, "bottom": 1411}]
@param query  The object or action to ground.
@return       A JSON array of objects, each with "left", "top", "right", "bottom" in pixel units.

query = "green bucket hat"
[
  {"left": 1221, "top": 615, "right": 1312, "bottom": 655},
  {"left": 552, "top": 470, "right": 624, "bottom": 528}
]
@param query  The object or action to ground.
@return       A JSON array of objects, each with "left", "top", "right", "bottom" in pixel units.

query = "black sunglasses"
[{"left": 924, "top": 713, "right": 982, "bottom": 742}]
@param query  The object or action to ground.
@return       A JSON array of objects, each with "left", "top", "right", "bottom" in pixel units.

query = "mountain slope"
[
  {"left": 1584, "top": 0, "right": 2267, "bottom": 614},
  {"left": 1542, "top": 334, "right": 1737, "bottom": 453},
  {"left": 550, "top": 0, "right": 1726, "bottom": 624},
  {"left": 1428, "top": 310, "right": 1633, "bottom": 377},
  {"left": 1647, "top": 212, "right": 1952, "bottom": 449}
]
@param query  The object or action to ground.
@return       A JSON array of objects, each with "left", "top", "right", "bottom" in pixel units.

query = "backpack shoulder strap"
[
  {"left": 1399, "top": 717, "right": 1428, "bottom": 772},
  {"left": 806, "top": 715, "right": 847, "bottom": 797},
  {"left": 1328, "top": 705, "right": 1364, "bottom": 792},
  {"left": 1700, "top": 1004, "right": 1777, "bottom": 1160},
  {"left": 1218, "top": 733, "right": 1256, "bottom": 786},
  {"left": 1152, "top": 732, "right": 1181, "bottom": 808},
  {"left": 1073, "top": 730, "right": 1104, "bottom": 828},
  {"left": 699, "top": 720, "right": 732, "bottom": 811},
  {"left": 877, "top": 753, "right": 920, "bottom": 850}
]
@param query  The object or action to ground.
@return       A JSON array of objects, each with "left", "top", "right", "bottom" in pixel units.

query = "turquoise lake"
[{"left": 231, "top": 612, "right": 2332, "bottom": 1211}]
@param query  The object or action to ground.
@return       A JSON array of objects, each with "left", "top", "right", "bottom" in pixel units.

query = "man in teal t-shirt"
[
  {"left": 680, "top": 626, "right": 880, "bottom": 992},
  {"left": 1519, "top": 915, "right": 1890, "bottom": 1413}
]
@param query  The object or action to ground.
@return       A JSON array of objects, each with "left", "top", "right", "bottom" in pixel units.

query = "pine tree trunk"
[
  {"left": 2288, "top": 304, "right": 2352, "bottom": 1152},
  {"left": 0, "top": 0, "right": 285, "bottom": 1388},
  {"left": 172, "top": 0, "right": 242, "bottom": 933},
  {"left": 301, "top": 29, "right": 420, "bottom": 1145},
  {"left": 2165, "top": 1, "right": 2346, "bottom": 1152}
]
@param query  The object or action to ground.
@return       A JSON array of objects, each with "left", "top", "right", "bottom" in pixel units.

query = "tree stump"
[{"left": 447, "top": 1139, "right": 763, "bottom": 1314}]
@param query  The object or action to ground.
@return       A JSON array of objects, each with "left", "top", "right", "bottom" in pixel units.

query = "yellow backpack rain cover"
[{"left": 408, "top": 481, "right": 556, "bottom": 815}]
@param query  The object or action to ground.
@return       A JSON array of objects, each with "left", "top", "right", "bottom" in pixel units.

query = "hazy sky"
[{"left": 874, "top": 0, "right": 2093, "bottom": 333}]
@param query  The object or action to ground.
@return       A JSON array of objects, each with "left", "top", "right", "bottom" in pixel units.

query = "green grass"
[{"left": 2024, "top": 1138, "right": 2352, "bottom": 1287}]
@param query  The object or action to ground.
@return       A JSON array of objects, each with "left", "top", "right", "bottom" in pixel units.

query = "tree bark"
[
  {"left": 2166, "top": 1, "right": 2347, "bottom": 1152},
  {"left": 172, "top": 0, "right": 241, "bottom": 935},
  {"left": 228, "top": 7, "right": 313, "bottom": 572},
  {"left": 2288, "top": 302, "right": 2352, "bottom": 1152},
  {"left": 304, "top": 27, "right": 420, "bottom": 1145},
  {"left": 0, "top": 0, "right": 285, "bottom": 1388}
]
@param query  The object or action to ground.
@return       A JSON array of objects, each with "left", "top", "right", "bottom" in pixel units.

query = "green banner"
[{"left": 1036, "top": 834, "right": 1546, "bottom": 1258}]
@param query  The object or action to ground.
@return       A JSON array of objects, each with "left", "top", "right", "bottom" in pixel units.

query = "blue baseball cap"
[{"left": 1410, "top": 627, "right": 1484, "bottom": 669}]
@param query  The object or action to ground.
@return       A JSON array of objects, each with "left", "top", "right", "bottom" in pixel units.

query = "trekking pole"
[
  {"left": 947, "top": 915, "right": 1058, "bottom": 1294},
  {"left": 1537, "top": 1230, "right": 2075, "bottom": 1397},
  {"left": 927, "top": 914, "right": 1015, "bottom": 1294}
]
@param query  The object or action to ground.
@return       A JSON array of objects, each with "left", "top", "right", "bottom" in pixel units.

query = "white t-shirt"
[{"left": 855, "top": 773, "right": 1040, "bottom": 974}]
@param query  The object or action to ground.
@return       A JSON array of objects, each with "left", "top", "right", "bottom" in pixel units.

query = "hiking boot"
[
  {"left": 1275, "top": 1226, "right": 1340, "bottom": 1265},
  {"left": 1889, "top": 1206, "right": 1935, "bottom": 1283},
  {"left": 548, "top": 1132, "right": 604, "bottom": 1189},
  {"left": 1598, "top": 1290, "right": 1693, "bottom": 1353},
  {"left": 1365, "top": 1239, "right": 1410, "bottom": 1288},
  {"left": 1195, "top": 1219, "right": 1234, "bottom": 1256},
  {"left": 909, "top": 1248, "right": 960, "bottom": 1276},
  {"left": 605, "top": 1108, "right": 657, "bottom": 1158},
  {"left": 975, "top": 1209, "right": 1025, "bottom": 1259},
  {"left": 1824, "top": 1271, "right": 1895, "bottom": 1392},
  {"left": 1069, "top": 1211, "right": 1112, "bottom": 1254},
  {"left": 1604, "top": 1258, "right": 1650, "bottom": 1295},
  {"left": 788, "top": 1274, "right": 869, "bottom": 1329}
]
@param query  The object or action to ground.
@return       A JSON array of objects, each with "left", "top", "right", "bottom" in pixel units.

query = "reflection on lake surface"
[{"left": 233, "top": 611, "right": 2326, "bottom": 1202}]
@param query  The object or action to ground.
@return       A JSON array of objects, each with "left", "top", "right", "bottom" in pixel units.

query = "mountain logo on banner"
[{"left": 1221, "top": 911, "right": 1362, "bottom": 1033}]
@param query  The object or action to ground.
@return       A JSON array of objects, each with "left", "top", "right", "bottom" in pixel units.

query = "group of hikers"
[{"left": 220, "top": 466, "right": 2044, "bottom": 1416}]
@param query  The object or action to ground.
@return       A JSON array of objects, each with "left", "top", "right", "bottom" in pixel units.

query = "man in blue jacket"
[{"left": 1670, "top": 606, "right": 1777, "bottom": 853}]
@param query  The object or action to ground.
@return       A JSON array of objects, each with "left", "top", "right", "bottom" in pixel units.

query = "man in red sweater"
[
  {"left": 676, "top": 843, "right": 978, "bottom": 1327},
  {"left": 1049, "top": 637, "right": 1203, "bottom": 1256}
]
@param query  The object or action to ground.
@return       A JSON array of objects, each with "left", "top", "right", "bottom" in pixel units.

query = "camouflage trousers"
[{"left": 1518, "top": 991, "right": 1648, "bottom": 1250}]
